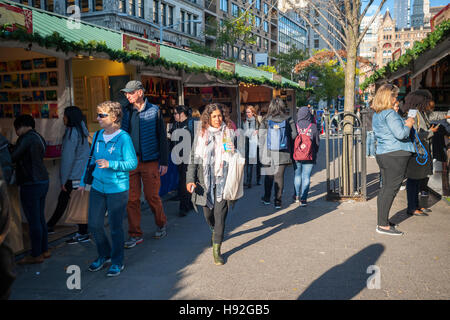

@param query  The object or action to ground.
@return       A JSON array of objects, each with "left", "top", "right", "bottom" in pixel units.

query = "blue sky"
[{"left": 367, "top": 0, "right": 449, "bottom": 16}]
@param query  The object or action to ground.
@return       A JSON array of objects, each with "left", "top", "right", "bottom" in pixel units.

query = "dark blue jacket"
[{"left": 121, "top": 100, "right": 168, "bottom": 165}]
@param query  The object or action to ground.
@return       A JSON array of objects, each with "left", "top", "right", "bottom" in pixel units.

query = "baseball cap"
[{"left": 121, "top": 80, "right": 144, "bottom": 93}]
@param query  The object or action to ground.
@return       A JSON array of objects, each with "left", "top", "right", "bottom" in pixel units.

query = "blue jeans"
[
  {"left": 88, "top": 188, "right": 128, "bottom": 266},
  {"left": 20, "top": 181, "right": 49, "bottom": 257},
  {"left": 293, "top": 161, "right": 314, "bottom": 201},
  {"left": 366, "top": 131, "right": 376, "bottom": 156}
]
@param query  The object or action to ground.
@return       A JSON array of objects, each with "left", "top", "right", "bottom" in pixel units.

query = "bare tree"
[{"left": 283, "top": 0, "right": 387, "bottom": 197}]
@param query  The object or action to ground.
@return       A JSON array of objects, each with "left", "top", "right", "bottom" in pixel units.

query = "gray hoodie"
[{"left": 60, "top": 121, "right": 90, "bottom": 186}]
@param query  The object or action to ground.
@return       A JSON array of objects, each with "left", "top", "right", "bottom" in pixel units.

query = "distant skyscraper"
[
  {"left": 395, "top": 0, "right": 410, "bottom": 29},
  {"left": 411, "top": 0, "right": 431, "bottom": 27}
]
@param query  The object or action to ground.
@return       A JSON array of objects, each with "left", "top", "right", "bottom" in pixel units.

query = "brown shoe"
[
  {"left": 43, "top": 250, "right": 51, "bottom": 259},
  {"left": 17, "top": 255, "right": 44, "bottom": 265}
]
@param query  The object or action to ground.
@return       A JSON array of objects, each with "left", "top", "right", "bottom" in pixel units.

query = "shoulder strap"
[{"left": 89, "top": 131, "right": 100, "bottom": 158}]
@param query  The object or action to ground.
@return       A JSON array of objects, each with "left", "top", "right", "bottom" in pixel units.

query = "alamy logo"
[
  {"left": 67, "top": 6, "right": 81, "bottom": 30},
  {"left": 66, "top": 265, "right": 81, "bottom": 290},
  {"left": 366, "top": 265, "right": 381, "bottom": 289}
]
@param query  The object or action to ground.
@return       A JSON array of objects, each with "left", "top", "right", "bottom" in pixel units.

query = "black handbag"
[{"left": 83, "top": 131, "right": 99, "bottom": 186}]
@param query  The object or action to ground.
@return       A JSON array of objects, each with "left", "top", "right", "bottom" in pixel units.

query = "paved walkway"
[{"left": 9, "top": 139, "right": 450, "bottom": 300}]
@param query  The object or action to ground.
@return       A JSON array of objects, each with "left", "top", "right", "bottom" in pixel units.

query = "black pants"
[
  {"left": 47, "top": 180, "right": 88, "bottom": 235},
  {"left": 419, "top": 177, "right": 429, "bottom": 193},
  {"left": 202, "top": 198, "right": 229, "bottom": 244},
  {"left": 376, "top": 153, "right": 410, "bottom": 226},
  {"left": 177, "top": 164, "right": 192, "bottom": 212},
  {"left": 263, "top": 164, "right": 288, "bottom": 204},
  {"left": 245, "top": 163, "right": 261, "bottom": 186},
  {"left": 406, "top": 178, "right": 420, "bottom": 213}
]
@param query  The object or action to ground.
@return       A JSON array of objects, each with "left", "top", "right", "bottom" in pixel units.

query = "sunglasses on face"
[{"left": 97, "top": 113, "right": 109, "bottom": 118}]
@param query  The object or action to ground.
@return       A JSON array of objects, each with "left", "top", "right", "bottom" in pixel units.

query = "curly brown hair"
[
  {"left": 401, "top": 89, "right": 434, "bottom": 114},
  {"left": 200, "top": 103, "right": 231, "bottom": 134}
]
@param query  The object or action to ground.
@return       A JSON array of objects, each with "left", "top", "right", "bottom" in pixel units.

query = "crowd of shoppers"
[{"left": 4, "top": 76, "right": 447, "bottom": 285}]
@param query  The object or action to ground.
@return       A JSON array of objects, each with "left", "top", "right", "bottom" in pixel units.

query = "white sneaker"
[{"left": 153, "top": 226, "right": 167, "bottom": 239}]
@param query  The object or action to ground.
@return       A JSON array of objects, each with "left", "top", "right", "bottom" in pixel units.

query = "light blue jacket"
[
  {"left": 80, "top": 129, "right": 137, "bottom": 194},
  {"left": 373, "top": 109, "right": 415, "bottom": 155}
]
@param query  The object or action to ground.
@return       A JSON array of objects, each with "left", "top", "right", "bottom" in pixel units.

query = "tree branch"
[
  {"left": 294, "top": 6, "right": 346, "bottom": 67},
  {"left": 288, "top": 0, "right": 348, "bottom": 45},
  {"left": 357, "top": 0, "right": 387, "bottom": 45}
]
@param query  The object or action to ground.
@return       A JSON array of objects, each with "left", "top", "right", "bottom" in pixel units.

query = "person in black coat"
[
  {"left": 400, "top": 90, "right": 439, "bottom": 216},
  {"left": 11, "top": 115, "right": 50, "bottom": 264}
]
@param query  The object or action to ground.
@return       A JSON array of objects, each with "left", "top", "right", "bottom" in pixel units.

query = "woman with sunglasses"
[
  {"left": 372, "top": 84, "right": 415, "bottom": 236},
  {"left": 79, "top": 101, "right": 137, "bottom": 277}
]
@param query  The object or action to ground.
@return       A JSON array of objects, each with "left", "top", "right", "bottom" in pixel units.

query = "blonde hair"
[
  {"left": 97, "top": 101, "right": 122, "bottom": 126},
  {"left": 245, "top": 105, "right": 257, "bottom": 117},
  {"left": 191, "top": 109, "right": 201, "bottom": 118},
  {"left": 372, "top": 84, "right": 399, "bottom": 113}
]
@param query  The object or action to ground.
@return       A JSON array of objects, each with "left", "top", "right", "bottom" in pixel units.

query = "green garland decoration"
[
  {"left": 0, "top": 26, "right": 313, "bottom": 93},
  {"left": 360, "top": 19, "right": 450, "bottom": 91}
]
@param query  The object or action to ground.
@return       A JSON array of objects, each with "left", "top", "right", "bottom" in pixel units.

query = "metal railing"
[{"left": 324, "top": 110, "right": 367, "bottom": 201}]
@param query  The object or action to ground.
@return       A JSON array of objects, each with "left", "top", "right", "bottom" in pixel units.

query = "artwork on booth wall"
[
  {"left": 41, "top": 104, "right": 49, "bottom": 118},
  {"left": 30, "top": 73, "right": 39, "bottom": 87},
  {"left": 0, "top": 57, "right": 59, "bottom": 118},
  {"left": 3, "top": 104, "right": 13, "bottom": 118},
  {"left": 33, "top": 58, "right": 45, "bottom": 69},
  {"left": 2, "top": 75, "right": 12, "bottom": 89},
  {"left": 7, "top": 61, "right": 21, "bottom": 72},
  {"left": 48, "top": 71, "right": 58, "bottom": 86},
  {"left": 49, "top": 103, "right": 58, "bottom": 118},
  {"left": 39, "top": 72, "right": 48, "bottom": 87},
  {"left": 13, "top": 104, "right": 21, "bottom": 117},
  {"left": 21, "top": 104, "right": 31, "bottom": 116},
  {"left": 0, "top": 92, "right": 7, "bottom": 102},
  {"left": 8, "top": 92, "right": 20, "bottom": 102},
  {"left": 33, "top": 90, "right": 45, "bottom": 101},
  {"left": 45, "top": 90, "right": 57, "bottom": 101},
  {"left": 20, "top": 91, "right": 33, "bottom": 102},
  {"left": 45, "top": 58, "right": 57, "bottom": 68},
  {"left": 32, "top": 104, "right": 41, "bottom": 118},
  {"left": 21, "top": 73, "right": 31, "bottom": 88},
  {"left": 21, "top": 60, "right": 32, "bottom": 71}
]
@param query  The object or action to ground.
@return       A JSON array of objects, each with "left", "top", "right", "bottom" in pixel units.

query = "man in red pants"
[{"left": 120, "top": 81, "right": 169, "bottom": 248}]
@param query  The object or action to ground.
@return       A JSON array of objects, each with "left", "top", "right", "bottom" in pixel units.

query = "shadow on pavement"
[{"left": 297, "top": 243, "right": 385, "bottom": 300}]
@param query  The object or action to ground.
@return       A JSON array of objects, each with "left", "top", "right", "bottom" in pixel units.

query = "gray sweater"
[{"left": 60, "top": 122, "right": 90, "bottom": 186}]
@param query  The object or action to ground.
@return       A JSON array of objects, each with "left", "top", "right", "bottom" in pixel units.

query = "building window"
[
  {"left": 118, "top": 0, "right": 125, "bottom": 13},
  {"left": 220, "top": 0, "right": 228, "bottom": 13},
  {"left": 138, "top": 0, "right": 143, "bottom": 17},
  {"left": 168, "top": 6, "right": 174, "bottom": 27},
  {"left": 161, "top": 3, "right": 167, "bottom": 26},
  {"left": 255, "top": 0, "right": 261, "bottom": 10},
  {"left": 264, "top": 39, "right": 268, "bottom": 49},
  {"left": 80, "top": 0, "right": 89, "bottom": 12},
  {"left": 92, "top": 0, "right": 103, "bottom": 11},
  {"left": 232, "top": 3, "right": 239, "bottom": 17},
  {"left": 256, "top": 35, "right": 261, "bottom": 47},
  {"left": 233, "top": 46, "right": 239, "bottom": 58},
  {"left": 181, "top": 11, "right": 186, "bottom": 33},
  {"left": 33, "top": 0, "right": 41, "bottom": 9},
  {"left": 187, "top": 13, "right": 192, "bottom": 34},
  {"left": 240, "top": 49, "right": 246, "bottom": 61},
  {"left": 255, "top": 16, "right": 261, "bottom": 27},
  {"left": 45, "top": 0, "right": 54, "bottom": 11},
  {"left": 264, "top": 3, "right": 269, "bottom": 14},
  {"left": 263, "top": 21, "right": 268, "bottom": 32},
  {"left": 314, "top": 39, "right": 319, "bottom": 48},
  {"left": 193, "top": 15, "right": 198, "bottom": 36},
  {"left": 153, "top": 1, "right": 159, "bottom": 23},
  {"left": 129, "top": 0, "right": 136, "bottom": 16},
  {"left": 248, "top": 52, "right": 253, "bottom": 64}
]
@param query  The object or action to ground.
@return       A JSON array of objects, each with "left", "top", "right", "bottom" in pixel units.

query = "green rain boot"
[{"left": 212, "top": 243, "right": 224, "bottom": 265}]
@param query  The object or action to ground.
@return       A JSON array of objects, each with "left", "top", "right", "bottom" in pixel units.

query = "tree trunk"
[{"left": 342, "top": 37, "right": 358, "bottom": 196}]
